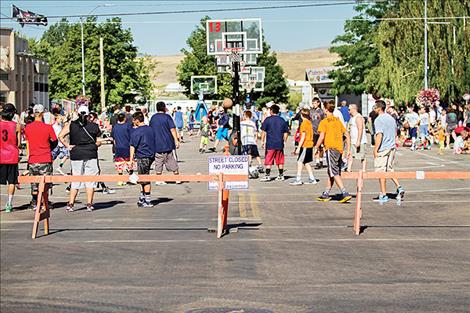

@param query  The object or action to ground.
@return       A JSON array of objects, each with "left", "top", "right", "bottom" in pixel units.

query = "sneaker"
[
  {"left": 314, "top": 162, "right": 323, "bottom": 170},
  {"left": 275, "top": 175, "right": 285, "bottom": 181},
  {"left": 65, "top": 203, "right": 74, "bottom": 212},
  {"left": 376, "top": 195, "right": 389, "bottom": 204},
  {"left": 137, "top": 197, "right": 145, "bottom": 207},
  {"left": 141, "top": 200, "right": 154, "bottom": 208},
  {"left": 155, "top": 181, "right": 167, "bottom": 186},
  {"left": 260, "top": 176, "right": 271, "bottom": 182},
  {"left": 200, "top": 149, "right": 205, "bottom": 154},
  {"left": 305, "top": 178, "right": 318, "bottom": 185},
  {"left": 56, "top": 167, "right": 66, "bottom": 175},
  {"left": 257, "top": 166, "right": 265, "bottom": 173},
  {"left": 289, "top": 179, "right": 303, "bottom": 186},
  {"left": 86, "top": 203, "right": 94, "bottom": 212},
  {"left": 102, "top": 187, "right": 116, "bottom": 194},
  {"left": 316, "top": 192, "right": 331, "bottom": 202},
  {"left": 65, "top": 185, "right": 71, "bottom": 193},
  {"left": 338, "top": 192, "right": 352, "bottom": 203},
  {"left": 4, "top": 203, "right": 12, "bottom": 213},
  {"left": 397, "top": 186, "right": 405, "bottom": 199}
]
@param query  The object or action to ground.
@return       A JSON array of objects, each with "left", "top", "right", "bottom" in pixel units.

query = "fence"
[{"left": 17, "top": 173, "right": 248, "bottom": 239}]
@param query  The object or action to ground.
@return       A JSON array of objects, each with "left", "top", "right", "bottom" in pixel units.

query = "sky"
[{"left": 0, "top": 0, "right": 358, "bottom": 55}]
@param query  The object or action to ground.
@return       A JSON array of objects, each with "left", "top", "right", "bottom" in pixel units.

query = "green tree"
[
  {"left": 177, "top": 17, "right": 288, "bottom": 106},
  {"left": 329, "top": 1, "right": 396, "bottom": 95},
  {"left": 29, "top": 17, "right": 153, "bottom": 111},
  {"left": 367, "top": 0, "right": 470, "bottom": 103}
]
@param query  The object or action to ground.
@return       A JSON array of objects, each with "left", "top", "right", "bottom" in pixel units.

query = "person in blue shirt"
[
  {"left": 209, "top": 106, "right": 231, "bottom": 152},
  {"left": 260, "top": 104, "right": 290, "bottom": 181},
  {"left": 111, "top": 112, "right": 132, "bottom": 186},
  {"left": 130, "top": 112, "right": 156, "bottom": 207},
  {"left": 149, "top": 101, "right": 180, "bottom": 185},
  {"left": 339, "top": 100, "right": 351, "bottom": 123},
  {"left": 173, "top": 106, "right": 184, "bottom": 142}
]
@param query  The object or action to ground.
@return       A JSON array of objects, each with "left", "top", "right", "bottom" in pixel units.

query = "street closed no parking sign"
[{"left": 208, "top": 155, "right": 249, "bottom": 191}]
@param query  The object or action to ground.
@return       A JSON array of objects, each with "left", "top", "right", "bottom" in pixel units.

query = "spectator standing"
[
  {"left": 240, "top": 110, "right": 263, "bottom": 170},
  {"left": 368, "top": 107, "right": 379, "bottom": 147},
  {"left": 24, "top": 104, "right": 58, "bottom": 210},
  {"left": 373, "top": 100, "right": 405, "bottom": 204},
  {"left": 405, "top": 105, "right": 420, "bottom": 150},
  {"left": 347, "top": 104, "right": 367, "bottom": 171},
  {"left": 260, "top": 104, "right": 289, "bottom": 182},
  {"left": 130, "top": 112, "right": 155, "bottom": 207},
  {"left": 149, "top": 101, "right": 180, "bottom": 185},
  {"left": 418, "top": 106, "right": 431, "bottom": 149},
  {"left": 174, "top": 106, "right": 184, "bottom": 142},
  {"left": 339, "top": 100, "right": 350, "bottom": 124},
  {"left": 310, "top": 97, "right": 326, "bottom": 169},
  {"left": 111, "top": 112, "right": 132, "bottom": 186},
  {"left": 290, "top": 108, "right": 317, "bottom": 185},
  {"left": 446, "top": 106, "right": 458, "bottom": 149},
  {"left": 59, "top": 106, "right": 101, "bottom": 212},
  {"left": 0, "top": 103, "right": 21, "bottom": 212},
  {"left": 51, "top": 107, "right": 69, "bottom": 175},
  {"left": 314, "top": 102, "right": 351, "bottom": 203}
]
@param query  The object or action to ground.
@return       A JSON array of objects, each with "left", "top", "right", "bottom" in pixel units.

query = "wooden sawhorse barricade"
[
  {"left": 18, "top": 173, "right": 247, "bottom": 240},
  {"left": 345, "top": 171, "right": 470, "bottom": 235}
]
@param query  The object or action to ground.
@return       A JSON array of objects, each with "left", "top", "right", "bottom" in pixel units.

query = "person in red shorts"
[
  {"left": 0, "top": 103, "right": 21, "bottom": 212},
  {"left": 24, "top": 104, "right": 58, "bottom": 210},
  {"left": 260, "top": 104, "right": 289, "bottom": 182}
]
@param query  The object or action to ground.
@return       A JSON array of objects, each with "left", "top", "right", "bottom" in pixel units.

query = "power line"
[{"left": 0, "top": 1, "right": 357, "bottom": 20}]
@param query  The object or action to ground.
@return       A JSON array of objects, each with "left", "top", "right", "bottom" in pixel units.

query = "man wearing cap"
[
  {"left": 24, "top": 104, "right": 58, "bottom": 210},
  {"left": 59, "top": 105, "right": 102, "bottom": 212}
]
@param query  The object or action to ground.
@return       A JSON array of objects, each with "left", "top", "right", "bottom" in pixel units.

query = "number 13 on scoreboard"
[{"left": 209, "top": 21, "right": 221, "bottom": 33}]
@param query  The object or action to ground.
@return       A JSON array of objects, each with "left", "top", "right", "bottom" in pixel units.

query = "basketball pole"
[{"left": 232, "top": 56, "right": 242, "bottom": 155}]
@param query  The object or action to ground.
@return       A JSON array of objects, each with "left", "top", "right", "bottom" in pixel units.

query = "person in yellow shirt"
[
  {"left": 290, "top": 108, "right": 318, "bottom": 185},
  {"left": 314, "top": 101, "right": 352, "bottom": 202}
]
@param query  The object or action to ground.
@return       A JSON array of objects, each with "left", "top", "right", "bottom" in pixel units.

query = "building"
[
  {"left": 305, "top": 66, "right": 362, "bottom": 112},
  {"left": 0, "top": 28, "right": 49, "bottom": 113}
]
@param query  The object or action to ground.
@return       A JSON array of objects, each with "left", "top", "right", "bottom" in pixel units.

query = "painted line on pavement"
[{"left": 238, "top": 192, "right": 247, "bottom": 218}]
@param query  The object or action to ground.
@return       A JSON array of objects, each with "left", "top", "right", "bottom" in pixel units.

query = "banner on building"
[{"left": 12, "top": 5, "right": 48, "bottom": 27}]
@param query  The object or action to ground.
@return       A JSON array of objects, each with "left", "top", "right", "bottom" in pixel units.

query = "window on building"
[{"left": 0, "top": 73, "right": 8, "bottom": 81}]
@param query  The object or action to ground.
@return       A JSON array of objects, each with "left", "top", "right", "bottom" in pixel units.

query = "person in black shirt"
[{"left": 59, "top": 105, "right": 102, "bottom": 212}]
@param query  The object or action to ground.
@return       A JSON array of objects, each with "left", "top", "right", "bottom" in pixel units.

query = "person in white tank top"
[{"left": 347, "top": 104, "right": 368, "bottom": 171}]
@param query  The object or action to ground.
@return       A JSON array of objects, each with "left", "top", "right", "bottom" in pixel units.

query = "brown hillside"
[{"left": 151, "top": 48, "right": 338, "bottom": 86}]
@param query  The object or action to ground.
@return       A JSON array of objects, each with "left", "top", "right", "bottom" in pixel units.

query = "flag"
[{"left": 12, "top": 5, "right": 48, "bottom": 27}]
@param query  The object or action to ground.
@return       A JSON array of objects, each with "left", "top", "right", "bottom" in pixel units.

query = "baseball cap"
[
  {"left": 77, "top": 105, "right": 89, "bottom": 115},
  {"left": 33, "top": 104, "right": 44, "bottom": 114}
]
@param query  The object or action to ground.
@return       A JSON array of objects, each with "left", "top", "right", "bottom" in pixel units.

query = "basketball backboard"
[
  {"left": 190, "top": 76, "right": 217, "bottom": 95},
  {"left": 206, "top": 18, "right": 263, "bottom": 55},
  {"left": 240, "top": 67, "right": 265, "bottom": 92}
]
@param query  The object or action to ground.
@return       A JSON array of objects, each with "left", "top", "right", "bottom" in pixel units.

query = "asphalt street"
[{"left": 1, "top": 134, "right": 470, "bottom": 313}]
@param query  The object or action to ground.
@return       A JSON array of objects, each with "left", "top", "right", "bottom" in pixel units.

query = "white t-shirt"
[
  {"left": 419, "top": 112, "right": 429, "bottom": 126},
  {"left": 429, "top": 110, "right": 436, "bottom": 125},
  {"left": 405, "top": 112, "right": 420, "bottom": 128},
  {"left": 349, "top": 113, "right": 367, "bottom": 145},
  {"left": 333, "top": 108, "right": 346, "bottom": 128},
  {"left": 240, "top": 120, "right": 257, "bottom": 146}
]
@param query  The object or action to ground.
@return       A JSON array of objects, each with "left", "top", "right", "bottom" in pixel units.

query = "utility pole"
[
  {"left": 232, "top": 57, "right": 242, "bottom": 155},
  {"left": 100, "top": 37, "right": 105, "bottom": 113},
  {"left": 424, "top": 0, "right": 428, "bottom": 89},
  {"left": 80, "top": 18, "right": 86, "bottom": 95}
]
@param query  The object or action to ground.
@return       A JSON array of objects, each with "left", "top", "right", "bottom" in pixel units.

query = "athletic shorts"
[
  {"left": 137, "top": 158, "right": 153, "bottom": 185},
  {"left": 216, "top": 128, "right": 229, "bottom": 141},
  {"left": 28, "top": 163, "right": 53, "bottom": 192},
  {"left": 313, "top": 133, "right": 320, "bottom": 145},
  {"left": 114, "top": 157, "right": 130, "bottom": 172},
  {"left": 0, "top": 164, "right": 19, "bottom": 185},
  {"left": 409, "top": 127, "right": 418, "bottom": 138},
  {"left": 155, "top": 151, "right": 179, "bottom": 173},
  {"left": 243, "top": 144, "right": 260, "bottom": 158},
  {"left": 420, "top": 125, "right": 429, "bottom": 138},
  {"left": 351, "top": 144, "right": 367, "bottom": 161},
  {"left": 374, "top": 148, "right": 396, "bottom": 173},
  {"left": 52, "top": 146, "right": 69, "bottom": 160},
  {"left": 297, "top": 147, "right": 313, "bottom": 164},
  {"left": 70, "top": 159, "right": 100, "bottom": 189},
  {"left": 325, "top": 149, "right": 342, "bottom": 177},
  {"left": 200, "top": 136, "right": 209, "bottom": 146},
  {"left": 264, "top": 149, "right": 285, "bottom": 166}
]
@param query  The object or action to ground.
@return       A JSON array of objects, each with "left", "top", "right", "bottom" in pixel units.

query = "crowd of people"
[{"left": 1, "top": 97, "right": 469, "bottom": 212}]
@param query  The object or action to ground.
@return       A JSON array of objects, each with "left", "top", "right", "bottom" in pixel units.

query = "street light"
[{"left": 80, "top": 4, "right": 112, "bottom": 96}]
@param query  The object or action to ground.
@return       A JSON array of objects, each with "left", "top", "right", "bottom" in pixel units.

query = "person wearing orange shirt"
[
  {"left": 290, "top": 108, "right": 318, "bottom": 185},
  {"left": 314, "top": 101, "right": 352, "bottom": 203}
]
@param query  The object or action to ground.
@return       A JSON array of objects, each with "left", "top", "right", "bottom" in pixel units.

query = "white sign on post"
[{"left": 208, "top": 155, "right": 249, "bottom": 191}]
